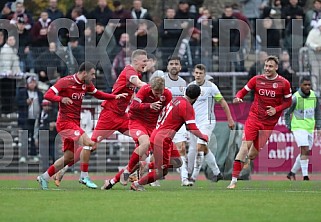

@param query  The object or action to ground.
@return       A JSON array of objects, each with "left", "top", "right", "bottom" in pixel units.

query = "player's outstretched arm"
[
  {"left": 218, "top": 98, "right": 235, "bottom": 129},
  {"left": 130, "top": 76, "right": 147, "bottom": 88},
  {"left": 186, "top": 123, "right": 208, "bottom": 142}
]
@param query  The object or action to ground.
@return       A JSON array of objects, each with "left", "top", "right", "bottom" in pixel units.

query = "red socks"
[
  {"left": 80, "top": 163, "right": 89, "bottom": 172},
  {"left": 127, "top": 152, "right": 140, "bottom": 172},
  {"left": 47, "top": 165, "right": 56, "bottom": 177},
  {"left": 232, "top": 160, "right": 244, "bottom": 178}
]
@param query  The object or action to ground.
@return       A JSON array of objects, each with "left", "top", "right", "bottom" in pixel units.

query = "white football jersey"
[
  {"left": 151, "top": 71, "right": 186, "bottom": 97},
  {"left": 189, "top": 80, "right": 223, "bottom": 125}
]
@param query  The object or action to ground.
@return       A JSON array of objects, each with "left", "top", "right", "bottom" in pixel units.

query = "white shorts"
[
  {"left": 293, "top": 130, "right": 314, "bottom": 150},
  {"left": 189, "top": 123, "right": 215, "bottom": 151},
  {"left": 173, "top": 125, "right": 187, "bottom": 143}
]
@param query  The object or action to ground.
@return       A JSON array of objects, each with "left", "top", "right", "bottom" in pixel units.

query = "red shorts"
[
  {"left": 129, "top": 119, "right": 154, "bottom": 146},
  {"left": 91, "top": 108, "right": 129, "bottom": 143},
  {"left": 56, "top": 120, "right": 85, "bottom": 153},
  {"left": 151, "top": 135, "right": 180, "bottom": 170},
  {"left": 243, "top": 117, "right": 275, "bottom": 150}
]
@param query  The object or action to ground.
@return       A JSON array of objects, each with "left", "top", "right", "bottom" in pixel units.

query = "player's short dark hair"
[
  {"left": 194, "top": 64, "right": 206, "bottom": 72},
  {"left": 265, "top": 56, "right": 279, "bottom": 65},
  {"left": 79, "top": 61, "right": 96, "bottom": 73},
  {"left": 300, "top": 75, "right": 311, "bottom": 84},
  {"left": 167, "top": 56, "right": 181, "bottom": 63},
  {"left": 185, "top": 84, "right": 201, "bottom": 100}
]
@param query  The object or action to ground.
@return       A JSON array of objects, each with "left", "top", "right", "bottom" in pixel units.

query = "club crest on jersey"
[
  {"left": 160, "top": 95, "right": 165, "bottom": 102},
  {"left": 82, "top": 84, "right": 86, "bottom": 90},
  {"left": 136, "top": 130, "right": 141, "bottom": 136},
  {"left": 74, "top": 130, "right": 80, "bottom": 136},
  {"left": 272, "top": 83, "right": 278, "bottom": 88},
  {"left": 179, "top": 86, "right": 184, "bottom": 92}
]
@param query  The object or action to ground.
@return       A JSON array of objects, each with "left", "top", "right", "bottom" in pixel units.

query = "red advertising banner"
[{"left": 215, "top": 102, "right": 321, "bottom": 173}]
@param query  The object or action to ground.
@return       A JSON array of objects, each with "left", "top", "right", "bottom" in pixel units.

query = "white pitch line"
[{"left": 8, "top": 187, "right": 63, "bottom": 191}]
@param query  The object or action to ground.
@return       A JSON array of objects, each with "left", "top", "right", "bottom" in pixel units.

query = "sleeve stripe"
[
  {"left": 87, "top": 88, "right": 97, "bottom": 94},
  {"left": 284, "top": 94, "right": 292, "bottom": 98},
  {"left": 51, "top": 86, "right": 58, "bottom": 94},
  {"left": 134, "top": 97, "right": 142, "bottom": 103},
  {"left": 244, "top": 85, "right": 251, "bottom": 91},
  {"left": 186, "top": 120, "right": 195, "bottom": 124}
]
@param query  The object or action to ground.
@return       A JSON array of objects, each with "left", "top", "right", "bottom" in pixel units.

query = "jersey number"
[{"left": 156, "top": 103, "right": 173, "bottom": 129}]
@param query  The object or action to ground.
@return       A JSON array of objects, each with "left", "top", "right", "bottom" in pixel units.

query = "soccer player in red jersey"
[
  {"left": 130, "top": 84, "right": 209, "bottom": 191},
  {"left": 227, "top": 56, "right": 292, "bottom": 189},
  {"left": 36, "top": 62, "right": 127, "bottom": 190},
  {"left": 53, "top": 49, "right": 148, "bottom": 187},
  {"left": 101, "top": 76, "right": 172, "bottom": 189}
]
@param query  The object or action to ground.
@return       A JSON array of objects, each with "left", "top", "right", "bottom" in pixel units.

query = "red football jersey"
[
  {"left": 237, "top": 74, "right": 292, "bottom": 125},
  {"left": 129, "top": 84, "right": 172, "bottom": 126},
  {"left": 102, "top": 65, "right": 142, "bottom": 115},
  {"left": 151, "top": 97, "right": 196, "bottom": 140},
  {"left": 50, "top": 74, "right": 96, "bottom": 121}
]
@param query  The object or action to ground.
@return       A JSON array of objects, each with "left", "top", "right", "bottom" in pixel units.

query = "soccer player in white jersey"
[
  {"left": 150, "top": 56, "right": 190, "bottom": 186},
  {"left": 188, "top": 64, "right": 235, "bottom": 184}
]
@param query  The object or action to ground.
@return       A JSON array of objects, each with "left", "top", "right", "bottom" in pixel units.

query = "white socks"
[
  {"left": 42, "top": 172, "right": 50, "bottom": 181},
  {"left": 300, "top": 159, "right": 309, "bottom": 177},
  {"left": 191, "top": 151, "right": 204, "bottom": 180},
  {"left": 180, "top": 156, "right": 189, "bottom": 181},
  {"left": 80, "top": 171, "right": 88, "bottom": 178},
  {"left": 204, "top": 150, "right": 220, "bottom": 175},
  {"left": 291, "top": 154, "right": 301, "bottom": 174}
]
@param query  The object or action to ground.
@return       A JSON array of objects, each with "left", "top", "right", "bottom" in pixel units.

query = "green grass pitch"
[{"left": 1, "top": 175, "right": 321, "bottom": 222}]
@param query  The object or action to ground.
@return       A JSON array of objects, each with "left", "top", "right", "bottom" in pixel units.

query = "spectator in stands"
[
  {"left": 66, "top": 0, "right": 88, "bottom": 19},
  {"left": 216, "top": 4, "right": 242, "bottom": 72},
  {"left": 17, "top": 76, "right": 43, "bottom": 163},
  {"left": 16, "top": 15, "right": 34, "bottom": 73},
  {"left": 0, "top": 34, "right": 20, "bottom": 115},
  {"left": 113, "top": 32, "right": 132, "bottom": 58},
  {"left": 239, "top": 0, "right": 267, "bottom": 44},
  {"left": 112, "top": 42, "right": 132, "bottom": 79},
  {"left": 256, "top": 15, "right": 281, "bottom": 53},
  {"left": 109, "top": 0, "right": 132, "bottom": 43},
  {"left": 10, "top": 1, "right": 33, "bottom": 31},
  {"left": 178, "top": 27, "right": 201, "bottom": 71},
  {"left": 131, "top": 0, "right": 153, "bottom": 22},
  {"left": 0, "top": 30, "right": 6, "bottom": 48},
  {"left": 131, "top": 20, "right": 156, "bottom": 50},
  {"left": 305, "top": 0, "right": 321, "bottom": 33},
  {"left": 278, "top": 50, "right": 296, "bottom": 91},
  {"left": 83, "top": 22, "right": 117, "bottom": 92},
  {"left": 175, "top": 0, "right": 196, "bottom": 27},
  {"left": 1, "top": 2, "right": 14, "bottom": 19},
  {"left": 35, "top": 42, "right": 65, "bottom": 83},
  {"left": 70, "top": 7, "right": 87, "bottom": 46},
  {"left": 159, "top": 7, "right": 181, "bottom": 70},
  {"left": 0, "top": 34, "right": 20, "bottom": 74},
  {"left": 195, "top": 8, "right": 216, "bottom": 71},
  {"left": 39, "top": 99, "right": 58, "bottom": 168},
  {"left": 281, "top": 0, "right": 305, "bottom": 71},
  {"left": 89, "top": 0, "right": 112, "bottom": 26},
  {"left": 46, "top": 0, "right": 64, "bottom": 21},
  {"left": 281, "top": 0, "right": 306, "bottom": 7},
  {"left": 248, "top": 51, "right": 268, "bottom": 100},
  {"left": 305, "top": 19, "right": 321, "bottom": 93},
  {"left": 31, "top": 11, "right": 53, "bottom": 59},
  {"left": 64, "top": 37, "right": 85, "bottom": 74}
]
